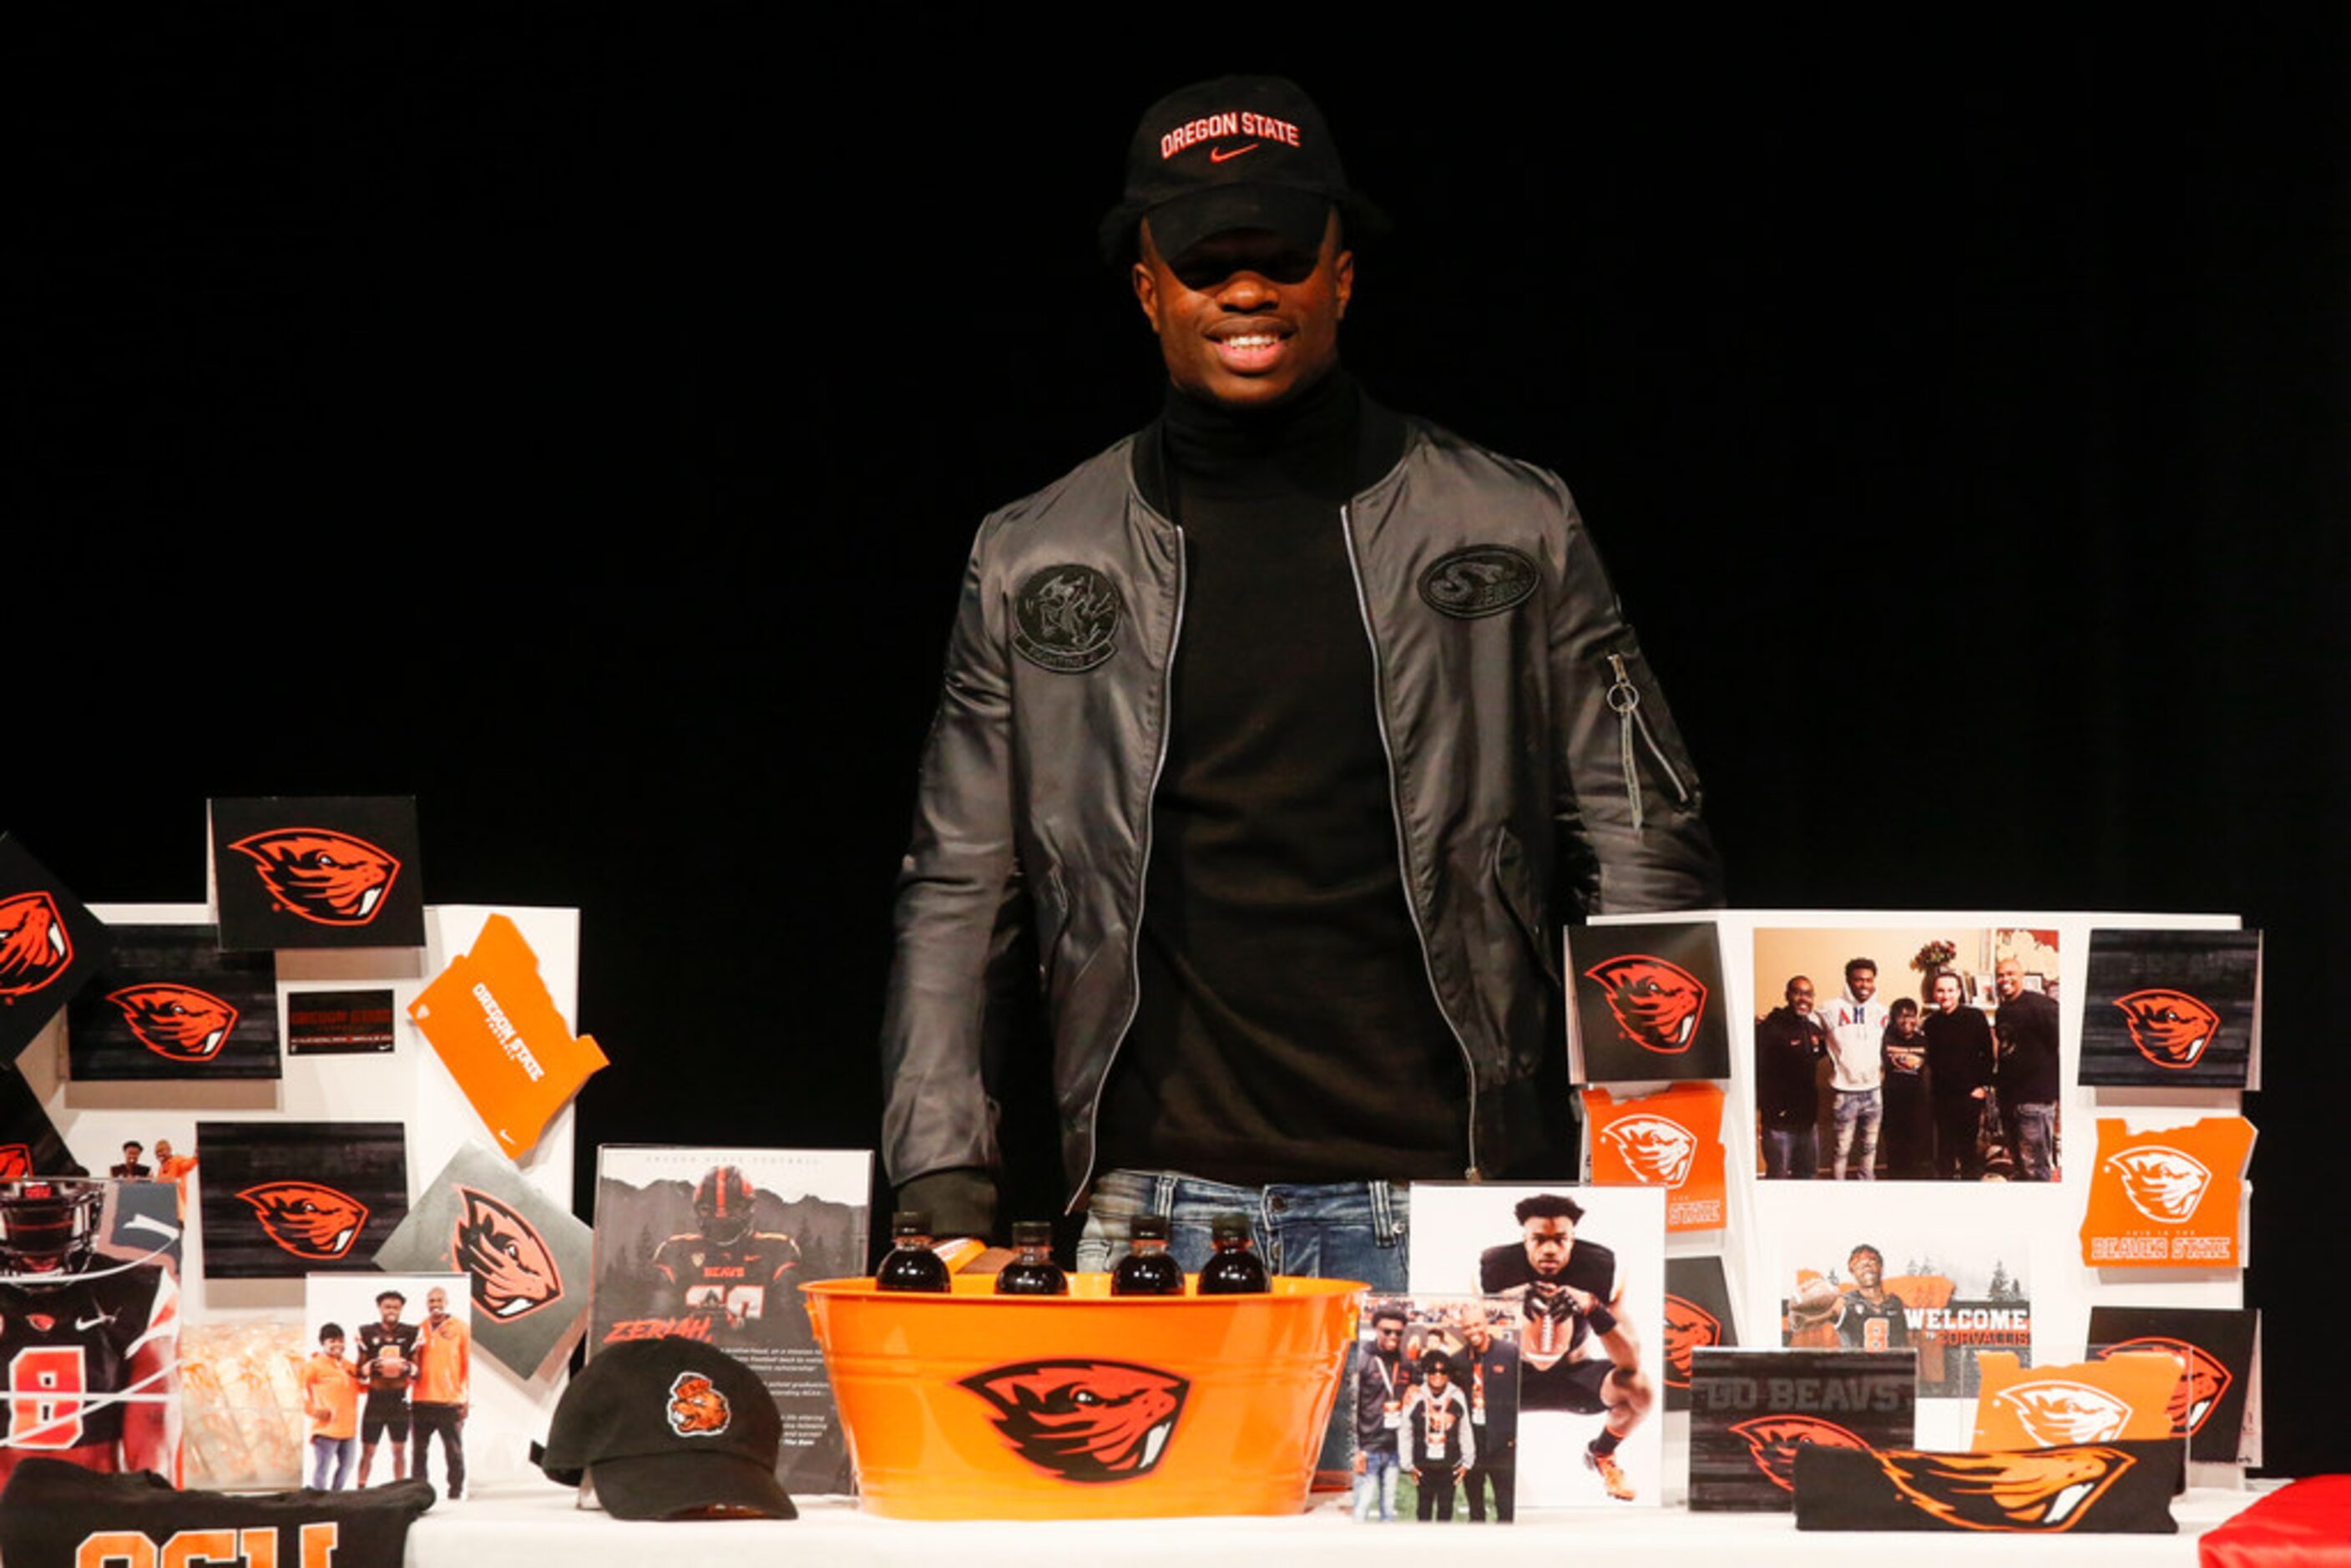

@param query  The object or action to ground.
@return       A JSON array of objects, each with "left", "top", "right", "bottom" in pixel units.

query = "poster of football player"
[
  {"left": 2081, "top": 928, "right": 2262, "bottom": 1088},
  {"left": 304, "top": 1272, "right": 468, "bottom": 1491},
  {"left": 1752, "top": 924, "right": 2062, "bottom": 1182},
  {"left": 1347, "top": 1295, "right": 1522, "bottom": 1525},
  {"left": 590, "top": 1146, "right": 869, "bottom": 1496},
  {"left": 65, "top": 924, "right": 281, "bottom": 1081},
  {"left": 1565, "top": 920, "right": 1730, "bottom": 1081},
  {"left": 1408, "top": 1185, "right": 1664, "bottom": 1509},
  {"left": 1764, "top": 1181, "right": 2040, "bottom": 1428},
  {"left": 0, "top": 1176, "right": 183, "bottom": 1490},
  {"left": 376, "top": 1141, "right": 591, "bottom": 1378},
  {"left": 0, "top": 834, "right": 112, "bottom": 1062}
]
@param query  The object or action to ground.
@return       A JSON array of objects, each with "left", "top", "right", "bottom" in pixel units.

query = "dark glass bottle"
[
  {"left": 1110, "top": 1212, "right": 1186, "bottom": 1297},
  {"left": 1196, "top": 1212, "right": 1271, "bottom": 1294},
  {"left": 875, "top": 1209, "right": 951, "bottom": 1292},
  {"left": 994, "top": 1220, "right": 1069, "bottom": 1295}
]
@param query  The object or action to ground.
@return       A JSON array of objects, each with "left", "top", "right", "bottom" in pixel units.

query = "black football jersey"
[
  {"left": 651, "top": 1232, "right": 801, "bottom": 1331},
  {"left": 0, "top": 1265, "right": 174, "bottom": 1451},
  {"left": 0, "top": 1459, "right": 432, "bottom": 1568},
  {"left": 1479, "top": 1237, "right": 1620, "bottom": 1365},
  {"left": 1837, "top": 1291, "right": 1910, "bottom": 1349},
  {"left": 352, "top": 1321, "right": 420, "bottom": 1395}
]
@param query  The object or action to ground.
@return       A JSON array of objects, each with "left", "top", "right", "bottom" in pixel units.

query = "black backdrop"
[{"left": 18, "top": 14, "right": 2348, "bottom": 1472}]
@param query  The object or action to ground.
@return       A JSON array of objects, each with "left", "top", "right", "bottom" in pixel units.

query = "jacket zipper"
[
  {"left": 1340, "top": 503, "right": 1484, "bottom": 1181},
  {"left": 1605, "top": 650, "right": 1692, "bottom": 832},
  {"left": 1073, "top": 522, "right": 1186, "bottom": 1211}
]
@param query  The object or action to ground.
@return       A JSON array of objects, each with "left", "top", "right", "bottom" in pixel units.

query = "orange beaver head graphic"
[
  {"left": 960, "top": 1359, "right": 1190, "bottom": 1484},
  {"left": 237, "top": 1180, "right": 370, "bottom": 1260},
  {"left": 227, "top": 828, "right": 401, "bottom": 926},
  {"left": 1584, "top": 955, "right": 1706, "bottom": 1053},
  {"left": 0, "top": 891, "right": 72, "bottom": 1001},
  {"left": 1598, "top": 1114, "right": 1697, "bottom": 1186},
  {"left": 1730, "top": 1414, "right": 1869, "bottom": 1493},
  {"left": 1876, "top": 1446, "right": 2137, "bottom": 1532},
  {"left": 1990, "top": 1379, "right": 2136, "bottom": 1446},
  {"left": 2113, "top": 989, "right": 2221, "bottom": 1070},
  {"left": 1659, "top": 1293, "right": 1721, "bottom": 1388},
  {"left": 667, "top": 1371, "right": 731, "bottom": 1436},
  {"left": 453, "top": 1185, "right": 563, "bottom": 1318},
  {"left": 2099, "top": 1337, "right": 2232, "bottom": 1436},
  {"left": 2106, "top": 1146, "right": 2212, "bottom": 1222},
  {"left": 108, "top": 983, "right": 240, "bottom": 1061}
]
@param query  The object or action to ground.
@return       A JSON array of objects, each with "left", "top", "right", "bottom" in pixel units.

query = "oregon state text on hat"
[{"left": 1160, "top": 112, "right": 1302, "bottom": 159}]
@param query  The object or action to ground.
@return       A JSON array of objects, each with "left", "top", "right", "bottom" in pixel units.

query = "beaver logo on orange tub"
[
  {"left": 226, "top": 828, "right": 402, "bottom": 926},
  {"left": 1874, "top": 1446, "right": 2137, "bottom": 1532},
  {"left": 667, "top": 1371, "right": 731, "bottom": 1436},
  {"left": 237, "top": 1180, "right": 370, "bottom": 1260},
  {"left": 0, "top": 891, "right": 73, "bottom": 1002},
  {"left": 453, "top": 1185, "right": 564, "bottom": 1318},
  {"left": 1729, "top": 1414, "right": 1869, "bottom": 1492},
  {"left": 1583, "top": 955, "right": 1706, "bottom": 1053},
  {"left": 107, "top": 983, "right": 240, "bottom": 1061},
  {"left": 959, "top": 1359, "right": 1190, "bottom": 1484},
  {"left": 2113, "top": 989, "right": 2222, "bottom": 1070}
]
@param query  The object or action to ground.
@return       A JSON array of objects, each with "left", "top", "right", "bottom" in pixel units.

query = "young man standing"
[{"left": 411, "top": 1285, "right": 469, "bottom": 1500}]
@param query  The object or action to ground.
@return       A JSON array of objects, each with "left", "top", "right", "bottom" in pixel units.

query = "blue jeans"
[
  {"left": 1075, "top": 1169, "right": 1409, "bottom": 1286},
  {"left": 1762, "top": 1124, "right": 1818, "bottom": 1180},
  {"left": 310, "top": 1433, "right": 356, "bottom": 1490},
  {"left": 1832, "top": 1088, "right": 1882, "bottom": 1180},
  {"left": 1079, "top": 1171, "right": 1411, "bottom": 1479},
  {"left": 1354, "top": 1444, "right": 1402, "bottom": 1520},
  {"left": 2013, "top": 1101, "right": 2058, "bottom": 1181}
]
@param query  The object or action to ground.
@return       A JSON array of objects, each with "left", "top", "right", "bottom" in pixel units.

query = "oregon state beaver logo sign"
[
  {"left": 0, "top": 891, "right": 72, "bottom": 1002},
  {"left": 2112, "top": 989, "right": 2222, "bottom": 1070},
  {"left": 1730, "top": 1414, "right": 1870, "bottom": 1492},
  {"left": 107, "top": 983, "right": 240, "bottom": 1062},
  {"left": 453, "top": 1185, "right": 564, "bottom": 1319},
  {"left": 959, "top": 1358, "right": 1189, "bottom": 1483},
  {"left": 1584, "top": 955, "right": 1708, "bottom": 1054},
  {"left": 238, "top": 1181, "right": 371, "bottom": 1260},
  {"left": 228, "top": 828, "right": 402, "bottom": 926}
]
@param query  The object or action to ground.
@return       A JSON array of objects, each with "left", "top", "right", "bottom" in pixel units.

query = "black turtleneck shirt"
[{"left": 1096, "top": 371, "right": 1469, "bottom": 1184}]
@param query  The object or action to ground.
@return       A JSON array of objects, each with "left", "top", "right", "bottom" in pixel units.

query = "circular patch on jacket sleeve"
[
  {"left": 1418, "top": 544, "right": 1541, "bottom": 618},
  {"left": 1013, "top": 565, "right": 1125, "bottom": 672}
]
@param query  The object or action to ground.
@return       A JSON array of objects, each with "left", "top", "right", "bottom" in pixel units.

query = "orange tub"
[{"left": 803, "top": 1273, "right": 1363, "bottom": 1520}]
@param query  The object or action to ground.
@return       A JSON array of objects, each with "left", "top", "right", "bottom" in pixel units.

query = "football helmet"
[
  {"left": 694, "top": 1166, "right": 758, "bottom": 1247},
  {"left": 0, "top": 1178, "right": 104, "bottom": 1283}
]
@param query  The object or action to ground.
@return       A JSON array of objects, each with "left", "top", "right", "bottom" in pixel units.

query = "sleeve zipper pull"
[{"left": 1605, "top": 652, "right": 1646, "bottom": 832}]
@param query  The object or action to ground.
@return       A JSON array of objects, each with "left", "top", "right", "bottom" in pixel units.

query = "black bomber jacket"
[{"left": 881, "top": 403, "right": 1722, "bottom": 1237}]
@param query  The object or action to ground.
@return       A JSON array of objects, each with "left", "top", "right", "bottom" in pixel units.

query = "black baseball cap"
[
  {"left": 534, "top": 1337, "right": 796, "bottom": 1520},
  {"left": 1100, "top": 75, "right": 1385, "bottom": 265}
]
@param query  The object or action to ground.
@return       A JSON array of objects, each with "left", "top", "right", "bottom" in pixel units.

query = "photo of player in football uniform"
[
  {"left": 0, "top": 1178, "right": 179, "bottom": 1488},
  {"left": 650, "top": 1165, "right": 801, "bottom": 1341}
]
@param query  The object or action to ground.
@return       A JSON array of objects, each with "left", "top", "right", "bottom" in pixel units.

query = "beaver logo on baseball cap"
[{"left": 535, "top": 1337, "right": 795, "bottom": 1520}]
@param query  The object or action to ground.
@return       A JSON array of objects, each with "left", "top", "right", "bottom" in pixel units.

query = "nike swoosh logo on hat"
[
  {"left": 76, "top": 1314, "right": 115, "bottom": 1332},
  {"left": 1208, "top": 143, "right": 1259, "bottom": 163}
]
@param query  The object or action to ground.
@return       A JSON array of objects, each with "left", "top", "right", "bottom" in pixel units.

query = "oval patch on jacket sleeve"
[
  {"left": 1418, "top": 544, "right": 1540, "bottom": 618},
  {"left": 1013, "top": 564, "right": 1125, "bottom": 672}
]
